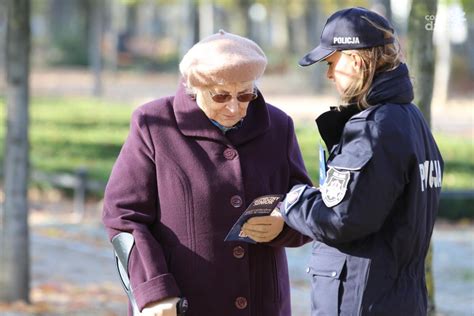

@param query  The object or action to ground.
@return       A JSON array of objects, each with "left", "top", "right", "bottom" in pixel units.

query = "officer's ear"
[{"left": 349, "top": 52, "right": 363, "bottom": 72}]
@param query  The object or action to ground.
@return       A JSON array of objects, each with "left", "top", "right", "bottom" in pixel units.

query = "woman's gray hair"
[{"left": 182, "top": 79, "right": 261, "bottom": 99}]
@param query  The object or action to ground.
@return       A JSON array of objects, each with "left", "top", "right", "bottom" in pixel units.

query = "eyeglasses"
[{"left": 208, "top": 89, "right": 258, "bottom": 103}]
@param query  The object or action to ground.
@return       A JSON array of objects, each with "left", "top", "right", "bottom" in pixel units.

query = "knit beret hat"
[{"left": 179, "top": 30, "right": 267, "bottom": 88}]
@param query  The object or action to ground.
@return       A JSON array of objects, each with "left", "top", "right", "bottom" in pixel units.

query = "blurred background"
[{"left": 0, "top": 0, "right": 472, "bottom": 315}]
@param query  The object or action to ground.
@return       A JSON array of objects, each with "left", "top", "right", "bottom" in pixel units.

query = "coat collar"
[
  {"left": 366, "top": 63, "right": 414, "bottom": 106},
  {"left": 173, "top": 82, "right": 270, "bottom": 146}
]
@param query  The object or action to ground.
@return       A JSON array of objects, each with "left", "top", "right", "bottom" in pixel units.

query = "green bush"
[
  {"left": 438, "top": 194, "right": 474, "bottom": 220},
  {"left": 50, "top": 34, "right": 89, "bottom": 66}
]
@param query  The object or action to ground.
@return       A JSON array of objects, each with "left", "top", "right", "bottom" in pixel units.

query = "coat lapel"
[{"left": 173, "top": 82, "right": 230, "bottom": 144}]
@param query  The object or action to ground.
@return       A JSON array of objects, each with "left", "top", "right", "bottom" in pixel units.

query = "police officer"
[{"left": 242, "top": 7, "right": 444, "bottom": 316}]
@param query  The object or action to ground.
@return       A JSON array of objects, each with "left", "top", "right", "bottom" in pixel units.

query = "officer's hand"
[
  {"left": 242, "top": 208, "right": 284, "bottom": 242},
  {"left": 141, "top": 297, "right": 180, "bottom": 316}
]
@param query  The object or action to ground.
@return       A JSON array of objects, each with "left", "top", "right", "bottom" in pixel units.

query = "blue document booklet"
[{"left": 224, "top": 194, "right": 284, "bottom": 244}]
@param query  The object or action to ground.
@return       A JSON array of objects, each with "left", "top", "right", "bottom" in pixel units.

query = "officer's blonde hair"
[{"left": 341, "top": 17, "right": 403, "bottom": 109}]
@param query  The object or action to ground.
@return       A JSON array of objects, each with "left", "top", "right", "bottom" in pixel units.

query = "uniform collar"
[
  {"left": 366, "top": 63, "right": 414, "bottom": 105},
  {"left": 316, "top": 63, "right": 413, "bottom": 151},
  {"left": 173, "top": 82, "right": 270, "bottom": 146},
  {"left": 316, "top": 103, "right": 361, "bottom": 151}
]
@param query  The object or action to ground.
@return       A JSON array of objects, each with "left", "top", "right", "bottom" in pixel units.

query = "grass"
[
  {"left": 0, "top": 97, "right": 133, "bottom": 184},
  {"left": 0, "top": 97, "right": 472, "bottom": 195}
]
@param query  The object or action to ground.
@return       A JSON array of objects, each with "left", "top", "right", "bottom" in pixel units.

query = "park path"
[
  {"left": 0, "top": 208, "right": 127, "bottom": 316},
  {"left": 0, "top": 206, "right": 472, "bottom": 316}
]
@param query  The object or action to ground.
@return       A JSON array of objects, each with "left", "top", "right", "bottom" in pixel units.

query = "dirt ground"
[
  {"left": 0, "top": 202, "right": 472, "bottom": 316},
  {"left": 0, "top": 202, "right": 127, "bottom": 316}
]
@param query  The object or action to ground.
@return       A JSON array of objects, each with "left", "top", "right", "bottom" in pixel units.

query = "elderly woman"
[{"left": 103, "top": 30, "right": 312, "bottom": 316}]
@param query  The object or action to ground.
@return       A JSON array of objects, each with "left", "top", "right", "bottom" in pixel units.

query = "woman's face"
[
  {"left": 324, "top": 51, "right": 361, "bottom": 95},
  {"left": 195, "top": 81, "right": 256, "bottom": 127}
]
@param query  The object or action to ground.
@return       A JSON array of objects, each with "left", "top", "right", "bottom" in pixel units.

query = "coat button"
[
  {"left": 306, "top": 267, "right": 311, "bottom": 273},
  {"left": 230, "top": 195, "right": 243, "bottom": 208},
  {"left": 235, "top": 296, "right": 248, "bottom": 309},
  {"left": 233, "top": 246, "right": 245, "bottom": 259},
  {"left": 331, "top": 271, "right": 337, "bottom": 277},
  {"left": 223, "top": 148, "right": 237, "bottom": 160}
]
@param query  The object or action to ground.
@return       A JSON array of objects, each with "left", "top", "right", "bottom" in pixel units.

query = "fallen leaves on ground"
[{"left": 0, "top": 281, "right": 127, "bottom": 315}]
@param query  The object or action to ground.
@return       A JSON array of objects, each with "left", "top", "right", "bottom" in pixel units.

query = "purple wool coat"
[{"left": 102, "top": 83, "right": 312, "bottom": 316}]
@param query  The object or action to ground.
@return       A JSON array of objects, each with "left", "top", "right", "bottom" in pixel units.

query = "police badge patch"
[{"left": 321, "top": 167, "right": 350, "bottom": 207}]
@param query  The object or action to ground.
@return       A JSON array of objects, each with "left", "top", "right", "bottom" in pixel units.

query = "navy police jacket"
[{"left": 281, "top": 64, "right": 443, "bottom": 315}]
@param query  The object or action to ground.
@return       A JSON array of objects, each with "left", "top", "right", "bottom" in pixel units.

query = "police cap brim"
[{"left": 298, "top": 46, "right": 336, "bottom": 67}]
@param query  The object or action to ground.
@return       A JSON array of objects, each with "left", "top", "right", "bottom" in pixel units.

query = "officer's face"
[
  {"left": 195, "top": 81, "right": 256, "bottom": 127},
  {"left": 324, "top": 51, "right": 362, "bottom": 95}
]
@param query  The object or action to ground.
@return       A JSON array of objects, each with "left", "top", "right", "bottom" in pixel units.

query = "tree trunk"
[
  {"left": 199, "top": 0, "right": 214, "bottom": 40},
  {"left": 107, "top": 0, "right": 122, "bottom": 72},
  {"left": 432, "top": 3, "right": 451, "bottom": 108},
  {"left": 287, "top": 15, "right": 307, "bottom": 55},
  {"left": 0, "top": 0, "right": 6, "bottom": 77},
  {"left": 0, "top": 0, "right": 31, "bottom": 303},
  {"left": 125, "top": 3, "right": 138, "bottom": 37},
  {"left": 88, "top": 0, "right": 104, "bottom": 97},
  {"left": 237, "top": 0, "right": 252, "bottom": 38},
  {"left": 407, "top": 0, "right": 437, "bottom": 126},
  {"left": 269, "top": 3, "right": 289, "bottom": 51},
  {"left": 460, "top": 0, "right": 474, "bottom": 78},
  {"left": 304, "top": 0, "right": 326, "bottom": 90},
  {"left": 179, "top": 0, "right": 199, "bottom": 59},
  {"left": 467, "top": 22, "right": 474, "bottom": 80},
  {"left": 371, "top": 0, "right": 392, "bottom": 22},
  {"left": 407, "top": 0, "right": 437, "bottom": 314}
]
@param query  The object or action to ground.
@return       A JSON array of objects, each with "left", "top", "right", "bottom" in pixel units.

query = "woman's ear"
[{"left": 351, "top": 53, "right": 363, "bottom": 71}]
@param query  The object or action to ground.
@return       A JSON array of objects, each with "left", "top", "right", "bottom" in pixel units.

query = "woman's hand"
[
  {"left": 242, "top": 208, "right": 284, "bottom": 242},
  {"left": 141, "top": 297, "right": 180, "bottom": 316}
]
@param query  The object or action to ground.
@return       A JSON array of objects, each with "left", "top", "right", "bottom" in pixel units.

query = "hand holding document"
[
  {"left": 224, "top": 195, "right": 283, "bottom": 244},
  {"left": 241, "top": 207, "right": 284, "bottom": 242}
]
